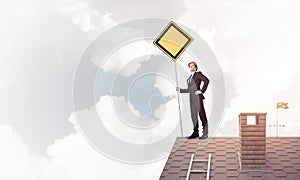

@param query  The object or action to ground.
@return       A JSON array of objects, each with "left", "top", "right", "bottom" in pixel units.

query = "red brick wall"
[{"left": 239, "top": 113, "right": 266, "bottom": 169}]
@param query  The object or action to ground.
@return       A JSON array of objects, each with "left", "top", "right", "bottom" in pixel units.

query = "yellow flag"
[{"left": 277, "top": 102, "right": 289, "bottom": 109}]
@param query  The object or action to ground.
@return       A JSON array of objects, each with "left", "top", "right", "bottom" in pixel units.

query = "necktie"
[{"left": 188, "top": 75, "right": 192, "bottom": 84}]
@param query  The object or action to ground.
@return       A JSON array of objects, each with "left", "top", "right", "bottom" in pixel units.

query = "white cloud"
[
  {"left": 58, "top": 0, "right": 116, "bottom": 32},
  {"left": 179, "top": 0, "right": 300, "bottom": 136},
  {"left": 2, "top": 1, "right": 300, "bottom": 180},
  {"left": 0, "top": 63, "right": 28, "bottom": 90},
  {"left": 97, "top": 95, "right": 179, "bottom": 144},
  {"left": 0, "top": 117, "right": 167, "bottom": 180},
  {"left": 57, "top": 0, "right": 187, "bottom": 33},
  {"left": 0, "top": 125, "right": 39, "bottom": 180},
  {"left": 15, "top": 5, "right": 35, "bottom": 18},
  {"left": 94, "top": 40, "right": 161, "bottom": 76},
  {"left": 153, "top": 72, "right": 177, "bottom": 97}
]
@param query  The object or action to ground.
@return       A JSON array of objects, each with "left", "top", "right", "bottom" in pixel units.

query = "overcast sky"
[{"left": 1, "top": 0, "right": 300, "bottom": 179}]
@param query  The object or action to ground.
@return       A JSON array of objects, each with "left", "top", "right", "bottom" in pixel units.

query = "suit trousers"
[{"left": 190, "top": 97, "right": 208, "bottom": 134}]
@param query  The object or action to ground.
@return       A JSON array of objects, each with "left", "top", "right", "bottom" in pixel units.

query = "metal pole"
[
  {"left": 276, "top": 107, "right": 278, "bottom": 137},
  {"left": 174, "top": 62, "right": 183, "bottom": 137}
]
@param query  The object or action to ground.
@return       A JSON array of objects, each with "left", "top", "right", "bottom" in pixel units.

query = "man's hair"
[{"left": 188, "top": 61, "right": 198, "bottom": 70}]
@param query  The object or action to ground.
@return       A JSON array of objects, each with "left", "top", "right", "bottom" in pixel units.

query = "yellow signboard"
[{"left": 153, "top": 21, "right": 193, "bottom": 61}]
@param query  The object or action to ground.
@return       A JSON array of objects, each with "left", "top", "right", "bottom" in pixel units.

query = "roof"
[{"left": 160, "top": 137, "right": 300, "bottom": 180}]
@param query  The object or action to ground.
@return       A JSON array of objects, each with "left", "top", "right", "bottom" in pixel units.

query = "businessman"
[{"left": 176, "top": 61, "right": 209, "bottom": 139}]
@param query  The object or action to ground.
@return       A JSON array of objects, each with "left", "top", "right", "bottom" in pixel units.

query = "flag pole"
[
  {"left": 174, "top": 62, "right": 183, "bottom": 136},
  {"left": 276, "top": 107, "right": 278, "bottom": 137}
]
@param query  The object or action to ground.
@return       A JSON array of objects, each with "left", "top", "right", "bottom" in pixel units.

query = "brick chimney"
[{"left": 239, "top": 112, "right": 266, "bottom": 169}]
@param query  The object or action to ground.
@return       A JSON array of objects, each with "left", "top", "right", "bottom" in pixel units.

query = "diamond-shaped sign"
[{"left": 153, "top": 21, "right": 193, "bottom": 61}]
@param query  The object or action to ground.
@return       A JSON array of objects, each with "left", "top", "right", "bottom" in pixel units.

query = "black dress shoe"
[
  {"left": 199, "top": 134, "right": 208, "bottom": 140},
  {"left": 187, "top": 133, "right": 199, "bottom": 139}
]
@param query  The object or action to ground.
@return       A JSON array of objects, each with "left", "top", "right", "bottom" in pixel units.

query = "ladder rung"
[
  {"left": 194, "top": 159, "right": 208, "bottom": 162},
  {"left": 191, "top": 169, "right": 207, "bottom": 173},
  {"left": 186, "top": 153, "right": 212, "bottom": 180}
]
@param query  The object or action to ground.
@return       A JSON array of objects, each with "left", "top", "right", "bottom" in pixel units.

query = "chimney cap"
[{"left": 239, "top": 112, "right": 267, "bottom": 116}]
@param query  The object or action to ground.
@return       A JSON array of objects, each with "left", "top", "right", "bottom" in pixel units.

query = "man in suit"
[{"left": 176, "top": 61, "right": 209, "bottom": 139}]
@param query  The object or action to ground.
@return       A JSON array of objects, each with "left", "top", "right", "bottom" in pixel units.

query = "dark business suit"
[{"left": 180, "top": 71, "right": 209, "bottom": 136}]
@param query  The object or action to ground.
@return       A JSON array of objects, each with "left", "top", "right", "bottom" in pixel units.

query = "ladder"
[{"left": 186, "top": 153, "right": 211, "bottom": 180}]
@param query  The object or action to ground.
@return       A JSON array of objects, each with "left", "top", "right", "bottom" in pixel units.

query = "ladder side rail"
[
  {"left": 206, "top": 153, "right": 211, "bottom": 180},
  {"left": 186, "top": 154, "right": 194, "bottom": 180}
]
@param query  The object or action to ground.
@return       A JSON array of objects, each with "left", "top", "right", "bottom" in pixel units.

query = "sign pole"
[
  {"left": 174, "top": 62, "right": 183, "bottom": 137},
  {"left": 153, "top": 21, "right": 193, "bottom": 137}
]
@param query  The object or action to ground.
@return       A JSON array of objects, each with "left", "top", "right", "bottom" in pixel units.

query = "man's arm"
[
  {"left": 195, "top": 72, "right": 209, "bottom": 95},
  {"left": 176, "top": 87, "right": 189, "bottom": 93},
  {"left": 180, "top": 88, "right": 189, "bottom": 93},
  {"left": 199, "top": 72, "right": 209, "bottom": 93}
]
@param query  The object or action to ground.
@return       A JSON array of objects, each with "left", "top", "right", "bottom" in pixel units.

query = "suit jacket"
[{"left": 180, "top": 71, "right": 209, "bottom": 103}]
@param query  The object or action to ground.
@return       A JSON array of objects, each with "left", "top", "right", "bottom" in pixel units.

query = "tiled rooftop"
[{"left": 160, "top": 137, "right": 300, "bottom": 180}]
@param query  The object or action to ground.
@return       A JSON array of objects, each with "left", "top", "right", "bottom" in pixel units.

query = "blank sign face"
[{"left": 247, "top": 115, "right": 257, "bottom": 125}]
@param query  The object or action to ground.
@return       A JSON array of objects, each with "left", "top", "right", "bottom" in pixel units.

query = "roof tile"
[{"left": 160, "top": 137, "right": 300, "bottom": 179}]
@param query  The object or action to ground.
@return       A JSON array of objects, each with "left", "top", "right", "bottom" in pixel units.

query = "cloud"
[
  {"left": 0, "top": 125, "right": 39, "bottom": 180},
  {"left": 43, "top": 125, "right": 165, "bottom": 180},
  {"left": 58, "top": 0, "right": 187, "bottom": 33},
  {"left": 0, "top": 63, "right": 28, "bottom": 90},
  {"left": 58, "top": 1, "right": 116, "bottom": 32},
  {"left": 2, "top": 1, "right": 300, "bottom": 180},
  {"left": 97, "top": 95, "right": 179, "bottom": 144},
  {"left": 0, "top": 0, "right": 93, "bottom": 154},
  {"left": 178, "top": 0, "right": 300, "bottom": 136},
  {"left": 0, "top": 116, "right": 167, "bottom": 180},
  {"left": 94, "top": 40, "right": 161, "bottom": 76}
]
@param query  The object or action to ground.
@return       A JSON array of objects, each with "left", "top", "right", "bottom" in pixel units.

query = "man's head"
[{"left": 188, "top": 61, "right": 198, "bottom": 72}]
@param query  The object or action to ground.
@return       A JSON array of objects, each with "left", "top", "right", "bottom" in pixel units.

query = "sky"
[{"left": 1, "top": 0, "right": 300, "bottom": 179}]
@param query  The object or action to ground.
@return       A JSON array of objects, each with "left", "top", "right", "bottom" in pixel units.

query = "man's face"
[{"left": 189, "top": 64, "right": 197, "bottom": 72}]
